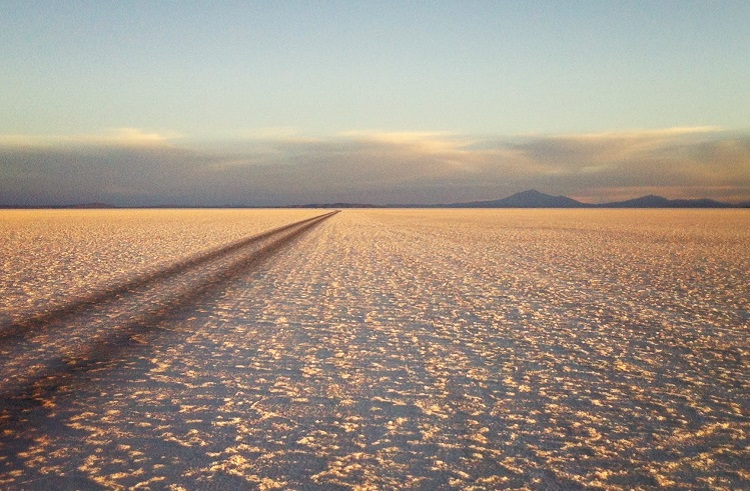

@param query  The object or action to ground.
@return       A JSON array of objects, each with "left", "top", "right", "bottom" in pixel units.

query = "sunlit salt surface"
[
  {"left": 1, "top": 209, "right": 748, "bottom": 489},
  {"left": 0, "top": 209, "right": 321, "bottom": 320}
]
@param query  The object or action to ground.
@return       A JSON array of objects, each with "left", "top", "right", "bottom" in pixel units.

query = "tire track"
[
  {"left": 0, "top": 211, "right": 336, "bottom": 343},
  {"left": 0, "top": 210, "right": 338, "bottom": 399}
]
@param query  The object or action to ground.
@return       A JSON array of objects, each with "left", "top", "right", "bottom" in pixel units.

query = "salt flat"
[
  {"left": 1, "top": 209, "right": 748, "bottom": 490},
  {"left": 0, "top": 209, "right": 321, "bottom": 320}
]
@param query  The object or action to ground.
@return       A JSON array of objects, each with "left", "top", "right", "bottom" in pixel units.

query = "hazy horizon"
[{"left": 2, "top": 2, "right": 749, "bottom": 206}]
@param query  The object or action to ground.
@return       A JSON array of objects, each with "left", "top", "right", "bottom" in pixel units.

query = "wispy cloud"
[
  {"left": 553, "top": 126, "right": 724, "bottom": 139},
  {"left": 1, "top": 127, "right": 748, "bottom": 206},
  {"left": 340, "top": 131, "right": 475, "bottom": 154},
  {"left": 0, "top": 128, "right": 178, "bottom": 148}
]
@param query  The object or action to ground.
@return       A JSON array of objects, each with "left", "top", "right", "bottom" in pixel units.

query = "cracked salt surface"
[{"left": 1, "top": 209, "right": 748, "bottom": 490}]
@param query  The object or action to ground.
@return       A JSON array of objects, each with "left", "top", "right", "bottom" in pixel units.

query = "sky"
[{"left": 1, "top": 0, "right": 749, "bottom": 206}]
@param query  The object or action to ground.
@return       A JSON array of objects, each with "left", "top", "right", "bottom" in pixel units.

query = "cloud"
[
  {"left": 475, "top": 127, "right": 749, "bottom": 202},
  {"left": 1, "top": 127, "right": 748, "bottom": 206},
  {"left": 0, "top": 128, "right": 177, "bottom": 148},
  {"left": 552, "top": 126, "right": 724, "bottom": 140},
  {"left": 339, "top": 130, "right": 475, "bottom": 154}
]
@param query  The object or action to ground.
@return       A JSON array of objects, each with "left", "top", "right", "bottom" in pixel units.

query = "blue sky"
[{"left": 1, "top": 1, "right": 749, "bottom": 205}]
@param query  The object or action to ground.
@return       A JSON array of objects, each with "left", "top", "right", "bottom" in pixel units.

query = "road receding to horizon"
[{"left": 1, "top": 209, "right": 748, "bottom": 490}]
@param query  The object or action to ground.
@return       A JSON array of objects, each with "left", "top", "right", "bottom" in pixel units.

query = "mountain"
[
  {"left": 66, "top": 202, "right": 120, "bottom": 209},
  {"left": 0, "top": 202, "right": 120, "bottom": 209},
  {"left": 658, "top": 198, "right": 732, "bottom": 208},
  {"left": 443, "top": 189, "right": 591, "bottom": 208},
  {"left": 598, "top": 195, "right": 732, "bottom": 208},
  {"left": 4, "top": 192, "right": 742, "bottom": 209},
  {"left": 289, "top": 202, "right": 378, "bottom": 208}
]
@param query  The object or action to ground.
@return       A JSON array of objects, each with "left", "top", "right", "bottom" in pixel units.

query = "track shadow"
[
  {"left": 0, "top": 211, "right": 337, "bottom": 344},
  {"left": 0, "top": 211, "right": 338, "bottom": 486},
  {"left": 0, "top": 211, "right": 337, "bottom": 401}
]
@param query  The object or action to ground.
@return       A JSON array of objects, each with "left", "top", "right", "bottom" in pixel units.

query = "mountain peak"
[
  {"left": 509, "top": 189, "right": 548, "bottom": 199},
  {"left": 448, "top": 189, "right": 589, "bottom": 208},
  {"left": 381, "top": 190, "right": 738, "bottom": 209}
]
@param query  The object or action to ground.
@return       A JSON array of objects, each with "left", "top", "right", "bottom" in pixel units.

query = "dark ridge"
[
  {"left": 597, "top": 195, "right": 733, "bottom": 208},
  {"left": 64, "top": 202, "right": 120, "bottom": 209},
  {"left": 442, "top": 189, "right": 591, "bottom": 208},
  {"left": 0, "top": 202, "right": 120, "bottom": 209},
  {"left": 289, "top": 203, "right": 378, "bottom": 208},
  {"left": 1, "top": 191, "right": 745, "bottom": 209},
  {"left": 416, "top": 190, "right": 740, "bottom": 208}
]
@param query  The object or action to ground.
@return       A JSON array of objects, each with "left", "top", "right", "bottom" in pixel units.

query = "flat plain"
[{"left": 1, "top": 209, "right": 748, "bottom": 490}]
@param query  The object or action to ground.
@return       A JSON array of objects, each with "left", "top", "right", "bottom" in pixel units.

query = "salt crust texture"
[{"left": 0, "top": 209, "right": 748, "bottom": 490}]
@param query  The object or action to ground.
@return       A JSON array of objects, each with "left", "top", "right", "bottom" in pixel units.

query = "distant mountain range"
[
  {"left": 439, "top": 189, "right": 592, "bottom": 208},
  {"left": 298, "top": 190, "right": 749, "bottom": 209},
  {"left": 434, "top": 189, "right": 739, "bottom": 209},
  {"left": 3, "top": 191, "right": 749, "bottom": 209},
  {"left": 0, "top": 202, "right": 121, "bottom": 209},
  {"left": 288, "top": 202, "right": 379, "bottom": 209}
]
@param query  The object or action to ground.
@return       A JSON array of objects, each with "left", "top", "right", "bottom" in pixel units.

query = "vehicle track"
[{"left": 0, "top": 210, "right": 338, "bottom": 398}]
